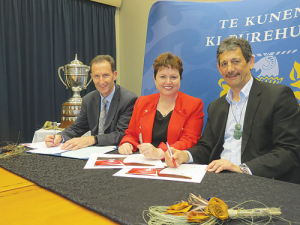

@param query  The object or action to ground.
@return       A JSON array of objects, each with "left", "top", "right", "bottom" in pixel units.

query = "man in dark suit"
[
  {"left": 45, "top": 55, "right": 137, "bottom": 150},
  {"left": 165, "top": 37, "right": 300, "bottom": 183}
]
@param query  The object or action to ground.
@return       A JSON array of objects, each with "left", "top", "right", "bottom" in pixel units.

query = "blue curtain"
[{"left": 0, "top": 0, "right": 116, "bottom": 143}]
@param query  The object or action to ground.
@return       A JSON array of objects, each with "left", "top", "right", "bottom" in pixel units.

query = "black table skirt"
[{"left": 1, "top": 152, "right": 300, "bottom": 225}]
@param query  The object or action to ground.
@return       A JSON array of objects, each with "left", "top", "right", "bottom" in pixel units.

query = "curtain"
[{"left": 0, "top": 0, "right": 116, "bottom": 143}]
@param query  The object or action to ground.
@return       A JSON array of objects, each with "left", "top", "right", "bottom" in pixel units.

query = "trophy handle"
[
  {"left": 84, "top": 66, "right": 93, "bottom": 89},
  {"left": 58, "top": 66, "right": 68, "bottom": 89}
]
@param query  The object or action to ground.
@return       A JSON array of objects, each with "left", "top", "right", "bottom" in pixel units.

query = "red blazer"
[{"left": 119, "top": 92, "right": 204, "bottom": 152}]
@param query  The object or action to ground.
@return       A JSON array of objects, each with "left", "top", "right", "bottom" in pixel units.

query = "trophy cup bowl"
[{"left": 58, "top": 54, "right": 92, "bottom": 128}]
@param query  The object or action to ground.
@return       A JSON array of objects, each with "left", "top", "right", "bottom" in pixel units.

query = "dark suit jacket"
[
  {"left": 119, "top": 92, "right": 204, "bottom": 152},
  {"left": 59, "top": 85, "right": 137, "bottom": 146},
  {"left": 189, "top": 78, "right": 300, "bottom": 183}
]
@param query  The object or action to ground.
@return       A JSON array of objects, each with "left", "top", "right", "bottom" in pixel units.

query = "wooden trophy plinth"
[{"left": 59, "top": 102, "right": 81, "bottom": 129}]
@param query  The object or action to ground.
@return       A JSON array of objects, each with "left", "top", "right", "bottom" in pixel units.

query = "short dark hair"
[
  {"left": 153, "top": 52, "right": 183, "bottom": 79},
  {"left": 90, "top": 55, "right": 115, "bottom": 72},
  {"left": 217, "top": 36, "right": 252, "bottom": 64}
]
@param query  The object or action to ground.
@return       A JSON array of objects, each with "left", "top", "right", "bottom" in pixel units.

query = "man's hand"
[
  {"left": 138, "top": 143, "right": 164, "bottom": 159},
  {"left": 61, "top": 136, "right": 95, "bottom": 151},
  {"left": 45, "top": 134, "right": 62, "bottom": 148},
  {"left": 206, "top": 159, "right": 241, "bottom": 173},
  {"left": 118, "top": 143, "right": 134, "bottom": 155},
  {"left": 165, "top": 147, "right": 190, "bottom": 168}
]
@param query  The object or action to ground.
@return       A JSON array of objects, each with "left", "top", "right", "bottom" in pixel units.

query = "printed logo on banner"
[
  {"left": 290, "top": 60, "right": 300, "bottom": 103},
  {"left": 253, "top": 54, "right": 281, "bottom": 83}
]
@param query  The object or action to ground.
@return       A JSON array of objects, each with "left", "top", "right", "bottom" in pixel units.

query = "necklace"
[
  {"left": 161, "top": 105, "right": 175, "bottom": 117},
  {"left": 158, "top": 96, "right": 177, "bottom": 117},
  {"left": 230, "top": 98, "right": 248, "bottom": 140}
]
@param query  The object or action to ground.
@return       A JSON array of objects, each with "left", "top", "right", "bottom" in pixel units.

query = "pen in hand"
[{"left": 166, "top": 142, "right": 177, "bottom": 168}]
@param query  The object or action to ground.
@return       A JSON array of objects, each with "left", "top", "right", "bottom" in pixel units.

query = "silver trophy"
[{"left": 58, "top": 54, "right": 92, "bottom": 128}]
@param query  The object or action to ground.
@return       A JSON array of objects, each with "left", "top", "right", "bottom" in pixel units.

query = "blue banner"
[{"left": 142, "top": 0, "right": 300, "bottom": 125}]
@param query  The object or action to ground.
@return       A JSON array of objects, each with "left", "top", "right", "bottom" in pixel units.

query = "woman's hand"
[
  {"left": 118, "top": 143, "right": 134, "bottom": 155},
  {"left": 165, "top": 147, "right": 189, "bottom": 167},
  {"left": 138, "top": 143, "right": 164, "bottom": 159}
]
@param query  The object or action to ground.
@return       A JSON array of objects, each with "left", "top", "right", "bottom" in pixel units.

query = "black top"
[{"left": 152, "top": 110, "right": 173, "bottom": 147}]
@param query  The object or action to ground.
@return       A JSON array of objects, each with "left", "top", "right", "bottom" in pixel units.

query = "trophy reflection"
[{"left": 58, "top": 54, "right": 92, "bottom": 128}]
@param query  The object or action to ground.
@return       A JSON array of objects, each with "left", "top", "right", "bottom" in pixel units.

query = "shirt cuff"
[
  {"left": 185, "top": 150, "right": 194, "bottom": 163},
  {"left": 61, "top": 135, "right": 66, "bottom": 143}
]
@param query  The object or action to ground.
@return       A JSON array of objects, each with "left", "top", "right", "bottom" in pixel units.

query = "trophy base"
[{"left": 59, "top": 101, "right": 82, "bottom": 129}]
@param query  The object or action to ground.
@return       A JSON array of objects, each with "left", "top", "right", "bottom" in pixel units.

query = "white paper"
[
  {"left": 26, "top": 142, "right": 66, "bottom": 155},
  {"left": 84, "top": 153, "right": 165, "bottom": 169},
  {"left": 26, "top": 142, "right": 116, "bottom": 159},
  {"left": 60, "top": 146, "right": 116, "bottom": 159},
  {"left": 113, "top": 164, "right": 207, "bottom": 183},
  {"left": 25, "top": 142, "right": 53, "bottom": 149}
]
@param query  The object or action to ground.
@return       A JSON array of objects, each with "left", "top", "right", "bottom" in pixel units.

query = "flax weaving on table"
[{"left": 98, "top": 98, "right": 108, "bottom": 135}]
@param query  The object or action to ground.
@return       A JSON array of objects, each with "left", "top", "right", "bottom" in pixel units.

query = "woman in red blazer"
[{"left": 118, "top": 52, "right": 204, "bottom": 159}]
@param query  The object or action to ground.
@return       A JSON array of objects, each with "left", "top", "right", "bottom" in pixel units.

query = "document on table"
[
  {"left": 84, "top": 153, "right": 165, "bottom": 169},
  {"left": 25, "top": 142, "right": 117, "bottom": 159},
  {"left": 113, "top": 164, "right": 207, "bottom": 183}
]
